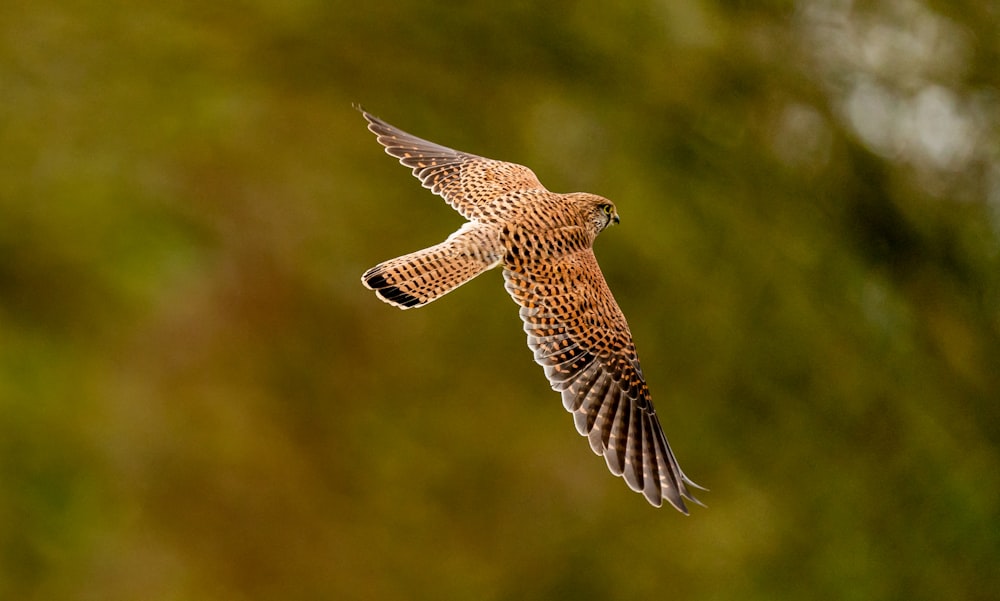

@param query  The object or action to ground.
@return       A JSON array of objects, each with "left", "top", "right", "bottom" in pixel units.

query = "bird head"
[{"left": 573, "top": 193, "right": 620, "bottom": 235}]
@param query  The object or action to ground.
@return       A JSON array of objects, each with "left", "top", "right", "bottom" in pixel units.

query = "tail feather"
[{"left": 362, "top": 222, "right": 502, "bottom": 309}]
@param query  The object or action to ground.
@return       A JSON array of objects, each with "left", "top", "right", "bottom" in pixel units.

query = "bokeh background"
[{"left": 2, "top": 0, "right": 999, "bottom": 599}]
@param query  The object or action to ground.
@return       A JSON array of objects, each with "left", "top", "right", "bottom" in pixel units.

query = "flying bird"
[{"left": 359, "top": 109, "right": 703, "bottom": 512}]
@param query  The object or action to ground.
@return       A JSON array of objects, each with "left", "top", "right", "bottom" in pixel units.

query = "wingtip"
[
  {"left": 354, "top": 102, "right": 376, "bottom": 118},
  {"left": 686, "top": 495, "right": 708, "bottom": 510},
  {"left": 679, "top": 479, "right": 708, "bottom": 510},
  {"left": 355, "top": 103, "right": 381, "bottom": 130},
  {"left": 686, "top": 478, "right": 710, "bottom": 492},
  {"left": 359, "top": 109, "right": 399, "bottom": 144}
]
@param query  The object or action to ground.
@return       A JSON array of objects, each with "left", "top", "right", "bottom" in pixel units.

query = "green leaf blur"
[{"left": 1, "top": 0, "right": 998, "bottom": 599}]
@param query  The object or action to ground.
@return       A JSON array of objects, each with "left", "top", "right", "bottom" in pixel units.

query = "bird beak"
[{"left": 613, "top": 214, "right": 620, "bottom": 225}]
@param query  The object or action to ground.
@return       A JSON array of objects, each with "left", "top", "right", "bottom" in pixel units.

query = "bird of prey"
[{"left": 359, "top": 109, "right": 703, "bottom": 512}]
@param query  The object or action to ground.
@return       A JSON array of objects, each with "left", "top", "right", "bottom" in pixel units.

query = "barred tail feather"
[{"left": 362, "top": 222, "right": 502, "bottom": 309}]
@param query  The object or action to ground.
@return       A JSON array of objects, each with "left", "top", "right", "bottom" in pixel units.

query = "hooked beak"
[{"left": 612, "top": 214, "right": 620, "bottom": 225}]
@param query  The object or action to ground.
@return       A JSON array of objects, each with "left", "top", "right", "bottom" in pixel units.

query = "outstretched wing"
[
  {"left": 362, "top": 110, "right": 547, "bottom": 222},
  {"left": 503, "top": 248, "right": 702, "bottom": 512}
]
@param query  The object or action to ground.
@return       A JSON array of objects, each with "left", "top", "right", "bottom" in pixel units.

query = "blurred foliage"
[{"left": 1, "top": 0, "right": 999, "bottom": 599}]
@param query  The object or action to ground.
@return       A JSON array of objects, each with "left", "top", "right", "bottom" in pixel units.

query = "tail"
[{"left": 362, "top": 222, "right": 502, "bottom": 309}]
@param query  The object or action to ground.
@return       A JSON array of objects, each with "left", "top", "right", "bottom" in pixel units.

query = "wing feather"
[
  {"left": 606, "top": 394, "right": 631, "bottom": 476},
  {"left": 503, "top": 250, "right": 701, "bottom": 512},
  {"left": 362, "top": 111, "right": 547, "bottom": 221}
]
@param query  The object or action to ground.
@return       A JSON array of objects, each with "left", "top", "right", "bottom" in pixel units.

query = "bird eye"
[{"left": 601, "top": 204, "right": 613, "bottom": 216}]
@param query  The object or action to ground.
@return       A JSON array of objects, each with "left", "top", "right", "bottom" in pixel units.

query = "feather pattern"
[
  {"left": 362, "top": 222, "right": 502, "bottom": 309},
  {"left": 503, "top": 250, "right": 702, "bottom": 512},
  {"left": 365, "top": 112, "right": 546, "bottom": 222},
  {"left": 360, "top": 109, "right": 703, "bottom": 511}
]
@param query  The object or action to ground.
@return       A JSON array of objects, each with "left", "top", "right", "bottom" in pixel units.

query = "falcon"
[{"left": 359, "top": 109, "right": 703, "bottom": 512}]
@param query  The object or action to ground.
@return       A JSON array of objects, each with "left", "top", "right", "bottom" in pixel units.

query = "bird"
[{"left": 359, "top": 108, "right": 703, "bottom": 512}]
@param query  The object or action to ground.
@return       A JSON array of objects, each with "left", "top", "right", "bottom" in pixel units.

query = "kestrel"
[{"left": 359, "top": 109, "right": 703, "bottom": 512}]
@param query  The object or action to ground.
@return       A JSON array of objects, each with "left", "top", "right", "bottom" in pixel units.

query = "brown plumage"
[{"left": 360, "top": 109, "right": 703, "bottom": 512}]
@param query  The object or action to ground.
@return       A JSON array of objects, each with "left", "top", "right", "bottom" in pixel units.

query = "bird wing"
[
  {"left": 363, "top": 110, "right": 547, "bottom": 222},
  {"left": 503, "top": 247, "right": 702, "bottom": 512}
]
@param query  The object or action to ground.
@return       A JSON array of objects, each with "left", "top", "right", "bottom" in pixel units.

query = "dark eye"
[{"left": 601, "top": 204, "right": 613, "bottom": 216}]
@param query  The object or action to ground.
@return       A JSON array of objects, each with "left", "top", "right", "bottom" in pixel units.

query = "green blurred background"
[{"left": 2, "top": 0, "right": 999, "bottom": 599}]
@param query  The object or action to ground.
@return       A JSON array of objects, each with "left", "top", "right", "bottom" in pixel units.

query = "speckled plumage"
[{"left": 360, "top": 110, "right": 703, "bottom": 512}]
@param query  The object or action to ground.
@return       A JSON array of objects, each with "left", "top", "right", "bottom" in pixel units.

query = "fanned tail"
[{"left": 362, "top": 222, "right": 502, "bottom": 309}]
